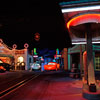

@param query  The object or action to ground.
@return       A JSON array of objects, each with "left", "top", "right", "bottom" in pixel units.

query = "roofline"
[
  {"left": 59, "top": 1, "right": 100, "bottom": 8},
  {"left": 59, "top": 0, "right": 99, "bottom": 5}
]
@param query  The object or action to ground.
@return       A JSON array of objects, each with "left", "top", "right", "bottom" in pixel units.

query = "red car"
[
  {"left": 44, "top": 62, "right": 60, "bottom": 71},
  {"left": 0, "top": 66, "right": 6, "bottom": 73}
]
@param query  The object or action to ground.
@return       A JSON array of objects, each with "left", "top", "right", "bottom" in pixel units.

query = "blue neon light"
[
  {"left": 59, "top": 0, "right": 99, "bottom": 6},
  {"left": 56, "top": 48, "right": 59, "bottom": 55}
]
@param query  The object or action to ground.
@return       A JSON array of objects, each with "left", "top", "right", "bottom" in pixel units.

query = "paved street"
[
  {"left": 0, "top": 70, "right": 36, "bottom": 92},
  {"left": 0, "top": 71, "right": 87, "bottom": 100}
]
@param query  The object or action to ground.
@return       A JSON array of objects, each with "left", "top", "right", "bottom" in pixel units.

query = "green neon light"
[
  {"left": 34, "top": 48, "right": 37, "bottom": 55},
  {"left": 59, "top": 0, "right": 99, "bottom": 5},
  {"left": 56, "top": 48, "right": 59, "bottom": 55}
]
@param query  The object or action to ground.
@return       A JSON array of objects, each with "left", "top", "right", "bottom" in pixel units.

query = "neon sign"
[
  {"left": 15, "top": 50, "right": 25, "bottom": 54},
  {"left": 67, "top": 14, "right": 100, "bottom": 29},
  {"left": 34, "top": 33, "right": 40, "bottom": 41},
  {"left": 34, "top": 48, "right": 37, "bottom": 55}
]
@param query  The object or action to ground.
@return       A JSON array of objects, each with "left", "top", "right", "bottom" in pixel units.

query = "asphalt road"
[
  {"left": 0, "top": 70, "right": 36, "bottom": 92},
  {"left": 0, "top": 71, "right": 87, "bottom": 100}
]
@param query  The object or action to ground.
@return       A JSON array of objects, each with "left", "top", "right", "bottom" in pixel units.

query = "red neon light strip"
[{"left": 67, "top": 14, "right": 100, "bottom": 29}]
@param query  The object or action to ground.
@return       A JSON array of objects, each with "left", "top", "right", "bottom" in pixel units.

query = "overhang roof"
[{"left": 59, "top": 0, "right": 100, "bottom": 44}]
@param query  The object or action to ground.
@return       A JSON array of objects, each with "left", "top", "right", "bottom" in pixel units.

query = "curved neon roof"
[{"left": 67, "top": 14, "right": 100, "bottom": 29}]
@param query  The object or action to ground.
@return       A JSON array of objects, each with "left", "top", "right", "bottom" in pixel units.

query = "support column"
[
  {"left": 83, "top": 51, "right": 88, "bottom": 81},
  {"left": 25, "top": 49, "right": 28, "bottom": 70},
  {"left": 80, "top": 44, "right": 83, "bottom": 77},
  {"left": 85, "top": 23, "right": 96, "bottom": 85},
  {"left": 93, "top": 51, "right": 96, "bottom": 70},
  {"left": 63, "top": 48, "right": 68, "bottom": 71},
  {"left": 68, "top": 53, "right": 71, "bottom": 70}
]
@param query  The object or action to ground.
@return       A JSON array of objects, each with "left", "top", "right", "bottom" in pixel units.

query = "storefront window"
[
  {"left": 95, "top": 57, "right": 100, "bottom": 71},
  {"left": 18, "top": 56, "right": 24, "bottom": 63}
]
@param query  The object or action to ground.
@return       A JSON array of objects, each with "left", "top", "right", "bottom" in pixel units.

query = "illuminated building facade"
[
  {"left": 64, "top": 44, "right": 100, "bottom": 72},
  {"left": 0, "top": 39, "right": 33, "bottom": 70},
  {"left": 60, "top": 0, "right": 100, "bottom": 71},
  {"left": 60, "top": 0, "right": 100, "bottom": 44},
  {"left": 60, "top": 0, "right": 100, "bottom": 98}
]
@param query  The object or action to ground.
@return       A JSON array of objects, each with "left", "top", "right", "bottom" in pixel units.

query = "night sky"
[{"left": 0, "top": 0, "right": 72, "bottom": 55}]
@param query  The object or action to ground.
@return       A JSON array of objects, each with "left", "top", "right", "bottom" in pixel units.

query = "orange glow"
[
  {"left": 0, "top": 66, "right": 6, "bottom": 71},
  {"left": 83, "top": 51, "right": 87, "bottom": 81},
  {"left": 67, "top": 14, "right": 100, "bottom": 29},
  {"left": 0, "top": 57, "right": 10, "bottom": 64}
]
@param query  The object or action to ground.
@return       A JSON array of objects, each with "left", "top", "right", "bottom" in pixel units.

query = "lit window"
[{"left": 18, "top": 56, "right": 24, "bottom": 63}]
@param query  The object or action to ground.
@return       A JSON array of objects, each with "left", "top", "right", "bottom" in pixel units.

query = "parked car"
[
  {"left": 31, "top": 62, "right": 41, "bottom": 70},
  {"left": 0, "top": 63, "right": 11, "bottom": 71},
  {"left": 0, "top": 66, "right": 6, "bottom": 73},
  {"left": 44, "top": 62, "right": 60, "bottom": 71}
]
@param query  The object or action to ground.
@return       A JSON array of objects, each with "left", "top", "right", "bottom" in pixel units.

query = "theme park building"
[{"left": 0, "top": 39, "right": 33, "bottom": 70}]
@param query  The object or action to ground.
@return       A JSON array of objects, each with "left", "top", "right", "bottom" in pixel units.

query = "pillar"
[
  {"left": 68, "top": 49, "right": 71, "bottom": 70},
  {"left": 24, "top": 49, "right": 28, "bottom": 70},
  {"left": 85, "top": 23, "right": 96, "bottom": 85},
  {"left": 80, "top": 44, "right": 83, "bottom": 77},
  {"left": 93, "top": 51, "right": 96, "bottom": 70},
  {"left": 63, "top": 48, "right": 68, "bottom": 71},
  {"left": 83, "top": 51, "right": 88, "bottom": 81}
]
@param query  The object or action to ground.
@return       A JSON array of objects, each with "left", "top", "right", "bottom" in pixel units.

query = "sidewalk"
[{"left": 42, "top": 76, "right": 87, "bottom": 100}]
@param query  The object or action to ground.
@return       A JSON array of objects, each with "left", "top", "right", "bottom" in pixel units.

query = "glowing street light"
[{"left": 61, "top": 5, "right": 100, "bottom": 13}]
